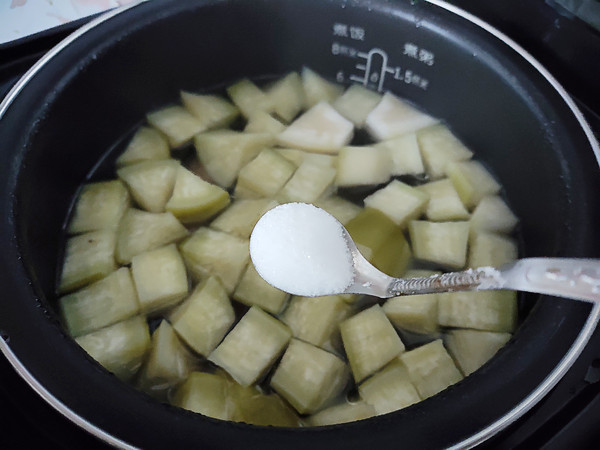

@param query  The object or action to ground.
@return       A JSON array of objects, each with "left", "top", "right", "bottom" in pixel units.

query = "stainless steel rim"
[{"left": 0, "top": 0, "right": 598, "bottom": 448}]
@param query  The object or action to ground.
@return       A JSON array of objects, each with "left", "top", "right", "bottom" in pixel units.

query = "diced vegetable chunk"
[
  {"left": 115, "top": 209, "right": 188, "bottom": 264},
  {"left": 308, "top": 401, "right": 376, "bottom": 426},
  {"left": 468, "top": 231, "right": 518, "bottom": 268},
  {"left": 116, "top": 126, "right": 170, "bottom": 167},
  {"left": 117, "top": 159, "right": 179, "bottom": 213},
  {"left": 243, "top": 111, "right": 286, "bottom": 134},
  {"left": 417, "top": 124, "right": 473, "bottom": 179},
  {"left": 364, "top": 180, "right": 429, "bottom": 226},
  {"left": 131, "top": 244, "right": 188, "bottom": 314},
  {"left": 68, "top": 180, "right": 130, "bottom": 234},
  {"left": 377, "top": 133, "right": 425, "bottom": 176},
  {"left": 194, "top": 130, "right": 275, "bottom": 187},
  {"left": 179, "top": 227, "right": 249, "bottom": 293},
  {"left": 335, "top": 146, "right": 390, "bottom": 187},
  {"left": 208, "top": 306, "right": 291, "bottom": 386},
  {"left": 445, "top": 329, "right": 511, "bottom": 376},
  {"left": 447, "top": 160, "right": 501, "bottom": 209},
  {"left": 170, "top": 276, "right": 235, "bottom": 356},
  {"left": 76, "top": 316, "right": 150, "bottom": 382},
  {"left": 333, "top": 84, "right": 382, "bottom": 126},
  {"left": 165, "top": 165, "right": 230, "bottom": 223},
  {"left": 180, "top": 91, "right": 239, "bottom": 130},
  {"left": 418, "top": 178, "right": 470, "bottom": 221},
  {"left": 172, "top": 372, "right": 232, "bottom": 420},
  {"left": 280, "top": 295, "right": 351, "bottom": 348},
  {"left": 301, "top": 67, "right": 344, "bottom": 107},
  {"left": 147, "top": 105, "right": 205, "bottom": 148},
  {"left": 383, "top": 293, "right": 439, "bottom": 335},
  {"left": 365, "top": 92, "right": 438, "bottom": 141},
  {"left": 60, "top": 267, "right": 139, "bottom": 337},
  {"left": 210, "top": 198, "right": 278, "bottom": 239},
  {"left": 235, "top": 148, "right": 296, "bottom": 197},
  {"left": 277, "top": 102, "right": 353, "bottom": 154},
  {"left": 314, "top": 196, "right": 362, "bottom": 225},
  {"left": 340, "top": 305, "right": 405, "bottom": 382},
  {"left": 266, "top": 72, "right": 305, "bottom": 122},
  {"left": 229, "top": 383, "right": 302, "bottom": 426},
  {"left": 470, "top": 195, "right": 518, "bottom": 234},
  {"left": 233, "top": 263, "right": 290, "bottom": 314},
  {"left": 227, "top": 78, "right": 275, "bottom": 118},
  {"left": 399, "top": 339, "right": 463, "bottom": 399},
  {"left": 271, "top": 339, "right": 349, "bottom": 414},
  {"left": 409, "top": 220, "right": 470, "bottom": 269},
  {"left": 59, "top": 230, "right": 117, "bottom": 293},
  {"left": 359, "top": 362, "right": 420, "bottom": 414},
  {"left": 437, "top": 290, "right": 518, "bottom": 332},
  {"left": 277, "top": 160, "right": 336, "bottom": 204}
]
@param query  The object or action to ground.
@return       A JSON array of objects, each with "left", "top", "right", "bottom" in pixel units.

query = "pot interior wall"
[{"left": 2, "top": 0, "right": 599, "bottom": 448}]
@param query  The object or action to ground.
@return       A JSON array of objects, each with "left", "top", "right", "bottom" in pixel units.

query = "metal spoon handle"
[{"left": 387, "top": 258, "right": 600, "bottom": 303}]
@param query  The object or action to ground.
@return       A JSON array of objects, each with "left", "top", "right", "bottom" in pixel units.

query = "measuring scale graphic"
[{"left": 348, "top": 48, "right": 397, "bottom": 92}]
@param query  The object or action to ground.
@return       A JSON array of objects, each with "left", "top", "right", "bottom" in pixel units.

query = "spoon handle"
[{"left": 387, "top": 258, "right": 600, "bottom": 303}]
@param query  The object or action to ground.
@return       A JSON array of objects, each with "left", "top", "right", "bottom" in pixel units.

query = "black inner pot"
[{"left": 1, "top": 0, "right": 599, "bottom": 448}]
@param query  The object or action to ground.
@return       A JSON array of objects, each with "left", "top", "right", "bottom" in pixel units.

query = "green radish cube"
[
  {"left": 364, "top": 180, "right": 429, "bottom": 226},
  {"left": 308, "top": 401, "right": 376, "bottom": 426},
  {"left": 179, "top": 227, "right": 249, "bottom": 293},
  {"left": 383, "top": 293, "right": 439, "bottom": 335},
  {"left": 301, "top": 67, "right": 344, "bottom": 108},
  {"left": 271, "top": 339, "right": 349, "bottom": 414},
  {"left": 276, "top": 147, "right": 307, "bottom": 166},
  {"left": 170, "top": 276, "right": 235, "bottom": 356},
  {"left": 116, "top": 126, "right": 170, "bottom": 167},
  {"left": 227, "top": 78, "right": 275, "bottom": 118},
  {"left": 180, "top": 91, "right": 239, "bottom": 130},
  {"left": 210, "top": 198, "right": 278, "bottom": 239},
  {"left": 131, "top": 244, "right": 188, "bottom": 314},
  {"left": 470, "top": 195, "right": 519, "bottom": 234},
  {"left": 137, "top": 320, "right": 196, "bottom": 396},
  {"left": 280, "top": 295, "right": 351, "bottom": 348},
  {"left": 340, "top": 305, "right": 405, "bottom": 382},
  {"left": 146, "top": 105, "right": 205, "bottom": 148},
  {"left": 60, "top": 267, "right": 139, "bottom": 337},
  {"left": 468, "top": 231, "right": 518, "bottom": 268},
  {"left": 365, "top": 92, "right": 438, "bottom": 141},
  {"left": 76, "top": 316, "right": 150, "bottom": 382},
  {"left": 266, "top": 72, "right": 305, "bottom": 122},
  {"left": 277, "top": 102, "right": 354, "bottom": 154},
  {"left": 399, "top": 339, "right": 463, "bottom": 399},
  {"left": 437, "top": 290, "right": 518, "bottom": 332},
  {"left": 243, "top": 111, "right": 286, "bottom": 134},
  {"left": 68, "top": 180, "right": 130, "bottom": 234},
  {"left": 235, "top": 148, "right": 297, "bottom": 197},
  {"left": 277, "top": 160, "right": 336, "bottom": 204},
  {"left": 115, "top": 209, "right": 188, "bottom": 264},
  {"left": 229, "top": 383, "right": 302, "bottom": 427},
  {"left": 208, "top": 306, "right": 291, "bottom": 386},
  {"left": 345, "top": 208, "right": 411, "bottom": 277},
  {"left": 117, "top": 159, "right": 179, "bottom": 213},
  {"left": 333, "top": 84, "right": 382, "bottom": 126},
  {"left": 172, "top": 372, "right": 232, "bottom": 420},
  {"left": 377, "top": 132, "right": 425, "bottom": 176},
  {"left": 409, "top": 220, "right": 470, "bottom": 269},
  {"left": 194, "top": 130, "right": 275, "bottom": 188},
  {"left": 417, "top": 124, "right": 473, "bottom": 179},
  {"left": 165, "top": 165, "right": 230, "bottom": 224},
  {"left": 417, "top": 178, "right": 470, "bottom": 221},
  {"left": 447, "top": 160, "right": 501, "bottom": 209},
  {"left": 59, "top": 230, "right": 117, "bottom": 293},
  {"left": 335, "top": 146, "right": 391, "bottom": 187},
  {"left": 314, "top": 196, "right": 362, "bottom": 225},
  {"left": 359, "top": 362, "right": 421, "bottom": 415},
  {"left": 233, "top": 263, "right": 290, "bottom": 314},
  {"left": 445, "top": 329, "right": 511, "bottom": 376}
]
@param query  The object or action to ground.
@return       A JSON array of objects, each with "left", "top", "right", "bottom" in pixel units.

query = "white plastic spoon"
[{"left": 249, "top": 203, "right": 600, "bottom": 302}]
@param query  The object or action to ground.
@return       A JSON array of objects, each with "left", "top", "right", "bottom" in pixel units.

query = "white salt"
[{"left": 249, "top": 203, "right": 355, "bottom": 296}]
